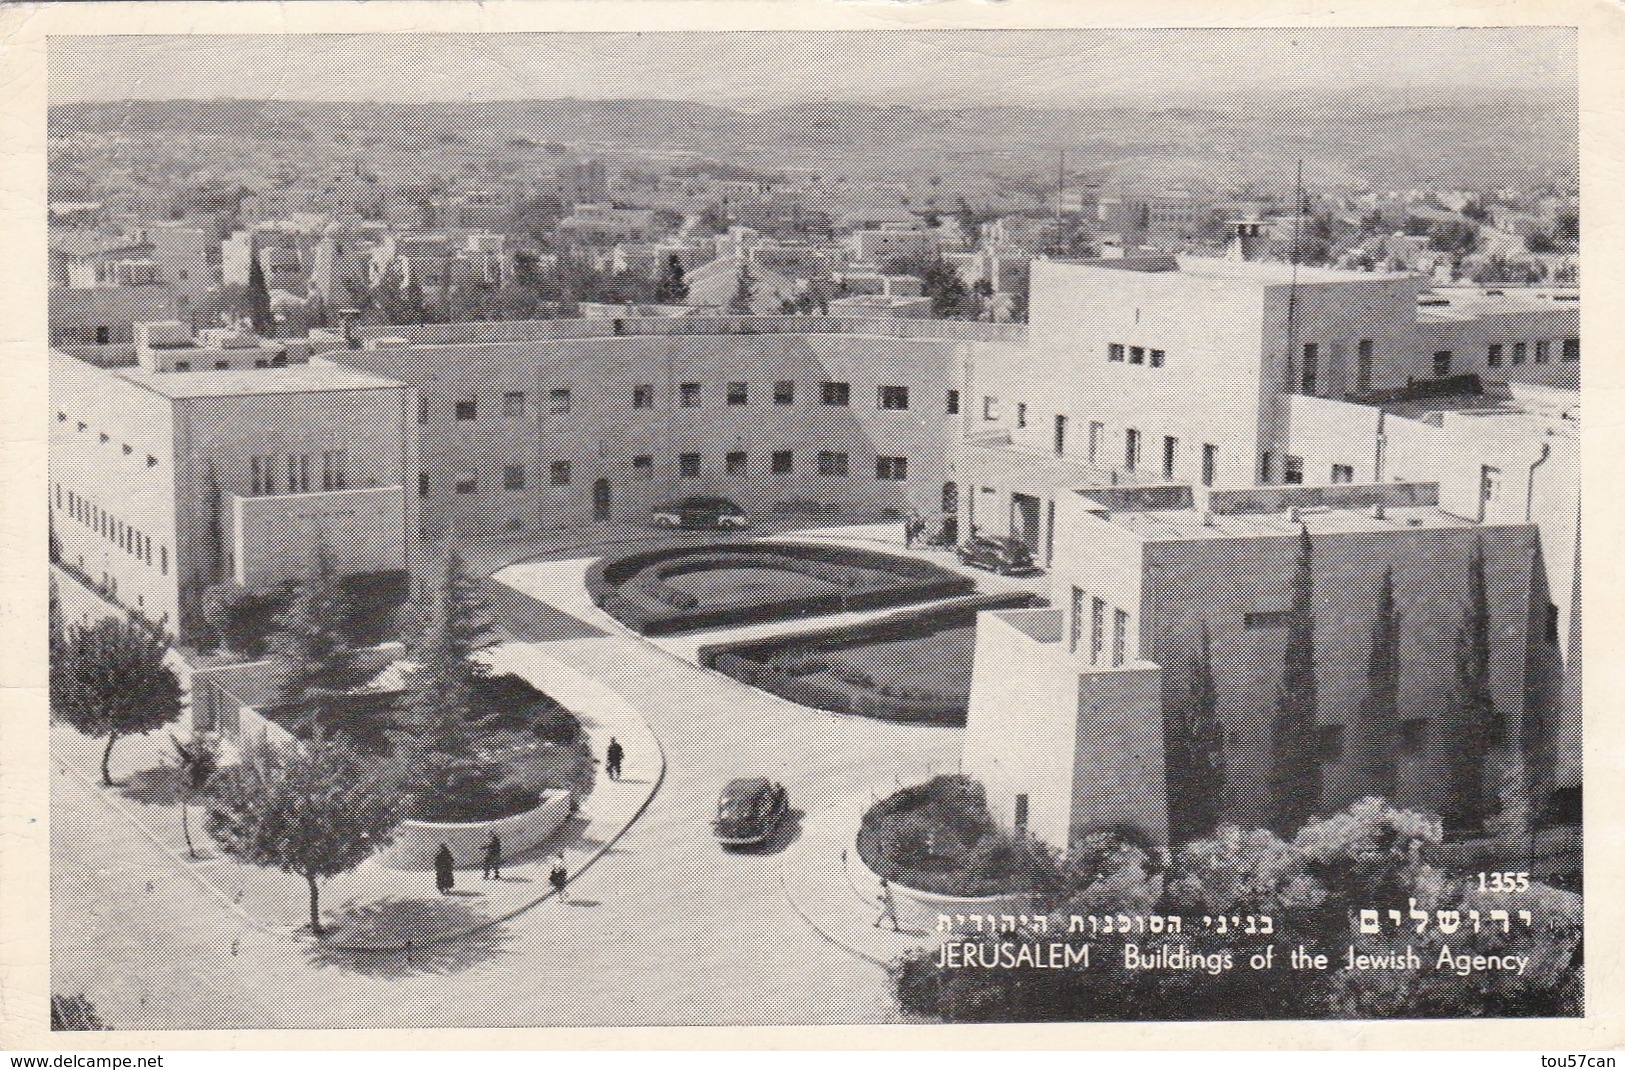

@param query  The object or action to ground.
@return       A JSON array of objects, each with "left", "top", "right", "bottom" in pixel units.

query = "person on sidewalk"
[
  {"left": 874, "top": 877, "right": 902, "bottom": 931},
  {"left": 549, "top": 853, "right": 569, "bottom": 903},
  {"left": 435, "top": 844, "right": 456, "bottom": 895},
  {"left": 482, "top": 832, "right": 502, "bottom": 881},
  {"left": 606, "top": 737, "right": 624, "bottom": 781}
]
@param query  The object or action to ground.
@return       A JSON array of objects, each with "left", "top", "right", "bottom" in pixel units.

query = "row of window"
[
  {"left": 248, "top": 451, "right": 350, "bottom": 496},
  {"left": 430, "top": 382, "right": 957, "bottom": 422},
  {"left": 55, "top": 483, "right": 168, "bottom": 575},
  {"left": 1485, "top": 338, "right": 1580, "bottom": 368},
  {"left": 57, "top": 412, "right": 160, "bottom": 469},
  {"left": 1066, "top": 586, "right": 1130, "bottom": 668},
  {"left": 422, "top": 451, "right": 913, "bottom": 496},
  {"left": 1107, "top": 343, "right": 1167, "bottom": 368}
]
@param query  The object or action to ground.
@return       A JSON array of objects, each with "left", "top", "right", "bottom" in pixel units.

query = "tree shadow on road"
[
  {"left": 114, "top": 762, "right": 181, "bottom": 807},
  {"left": 308, "top": 897, "right": 509, "bottom": 978}
]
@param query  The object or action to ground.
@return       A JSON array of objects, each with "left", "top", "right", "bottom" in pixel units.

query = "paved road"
[{"left": 51, "top": 565, "right": 965, "bottom": 1029}]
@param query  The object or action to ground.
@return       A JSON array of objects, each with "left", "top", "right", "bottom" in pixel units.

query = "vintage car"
[
  {"left": 956, "top": 534, "right": 1038, "bottom": 575},
  {"left": 651, "top": 496, "right": 751, "bottom": 530},
  {"left": 712, "top": 777, "right": 789, "bottom": 847}
]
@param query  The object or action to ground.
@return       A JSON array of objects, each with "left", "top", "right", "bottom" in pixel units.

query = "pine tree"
[
  {"left": 52, "top": 614, "right": 185, "bottom": 785},
  {"left": 727, "top": 263, "right": 757, "bottom": 314},
  {"left": 206, "top": 733, "right": 404, "bottom": 936},
  {"left": 265, "top": 541, "right": 373, "bottom": 740},
  {"left": 245, "top": 252, "right": 273, "bottom": 336},
  {"left": 1168, "top": 618, "right": 1226, "bottom": 842},
  {"left": 1270, "top": 525, "right": 1322, "bottom": 834},
  {"left": 654, "top": 254, "right": 689, "bottom": 303},
  {"left": 1358, "top": 569, "right": 1402, "bottom": 800},
  {"left": 1445, "top": 535, "right": 1496, "bottom": 835}
]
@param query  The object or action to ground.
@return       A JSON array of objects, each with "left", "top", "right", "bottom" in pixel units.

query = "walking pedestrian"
[
  {"left": 874, "top": 877, "right": 902, "bottom": 931},
  {"left": 434, "top": 843, "right": 456, "bottom": 896},
  {"left": 482, "top": 831, "right": 502, "bottom": 881},
  {"left": 549, "top": 853, "right": 569, "bottom": 903},
  {"left": 606, "top": 736, "right": 624, "bottom": 781},
  {"left": 903, "top": 512, "right": 918, "bottom": 548}
]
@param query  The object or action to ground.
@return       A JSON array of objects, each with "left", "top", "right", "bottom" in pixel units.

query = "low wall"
[
  {"left": 846, "top": 840, "right": 1042, "bottom": 936},
  {"left": 377, "top": 790, "right": 573, "bottom": 870}
]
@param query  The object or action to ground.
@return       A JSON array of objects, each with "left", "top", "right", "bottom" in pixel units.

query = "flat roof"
[
  {"left": 1042, "top": 255, "right": 1416, "bottom": 286},
  {"left": 114, "top": 359, "right": 404, "bottom": 399},
  {"left": 1416, "top": 288, "right": 1580, "bottom": 321},
  {"left": 1095, "top": 503, "right": 1486, "bottom": 542}
]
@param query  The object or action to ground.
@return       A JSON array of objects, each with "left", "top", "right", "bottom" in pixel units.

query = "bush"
[
  {"left": 202, "top": 581, "right": 292, "bottom": 658},
  {"left": 469, "top": 672, "right": 577, "bottom": 741},
  {"left": 410, "top": 777, "right": 540, "bottom": 823}
]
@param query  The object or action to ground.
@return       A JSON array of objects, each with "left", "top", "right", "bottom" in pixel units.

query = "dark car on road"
[
  {"left": 713, "top": 777, "right": 789, "bottom": 847},
  {"left": 651, "top": 496, "right": 750, "bottom": 530},
  {"left": 956, "top": 534, "right": 1038, "bottom": 575}
]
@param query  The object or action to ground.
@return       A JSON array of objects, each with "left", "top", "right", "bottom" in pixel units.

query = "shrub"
[
  {"left": 202, "top": 581, "right": 292, "bottom": 658},
  {"left": 410, "top": 777, "right": 540, "bottom": 823}
]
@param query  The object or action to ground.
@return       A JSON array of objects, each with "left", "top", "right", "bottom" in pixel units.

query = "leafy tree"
[
  {"left": 1444, "top": 535, "right": 1496, "bottom": 835},
  {"left": 1427, "top": 219, "right": 1480, "bottom": 256},
  {"left": 1525, "top": 230, "right": 1559, "bottom": 254},
  {"left": 653, "top": 254, "right": 689, "bottom": 303},
  {"left": 51, "top": 993, "right": 108, "bottom": 1031},
  {"left": 1554, "top": 209, "right": 1578, "bottom": 246},
  {"left": 206, "top": 733, "right": 404, "bottom": 936},
  {"left": 52, "top": 614, "right": 185, "bottom": 786},
  {"left": 171, "top": 731, "right": 221, "bottom": 859},
  {"left": 244, "top": 252, "right": 273, "bottom": 336},
  {"left": 727, "top": 263, "right": 757, "bottom": 314},
  {"left": 1270, "top": 526, "right": 1321, "bottom": 834},
  {"left": 1167, "top": 618, "right": 1226, "bottom": 842},
  {"left": 202, "top": 581, "right": 291, "bottom": 659},
  {"left": 265, "top": 542, "right": 374, "bottom": 741}
]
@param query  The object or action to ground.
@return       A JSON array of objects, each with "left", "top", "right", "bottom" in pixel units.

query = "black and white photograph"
[{"left": 12, "top": 5, "right": 1608, "bottom": 1045}]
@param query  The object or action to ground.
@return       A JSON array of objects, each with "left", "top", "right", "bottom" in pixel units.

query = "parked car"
[
  {"left": 651, "top": 496, "right": 750, "bottom": 530},
  {"left": 957, "top": 534, "right": 1038, "bottom": 575},
  {"left": 713, "top": 777, "right": 789, "bottom": 847}
]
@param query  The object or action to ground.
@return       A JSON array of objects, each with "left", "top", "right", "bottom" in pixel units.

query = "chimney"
[{"left": 1227, "top": 219, "right": 1265, "bottom": 261}]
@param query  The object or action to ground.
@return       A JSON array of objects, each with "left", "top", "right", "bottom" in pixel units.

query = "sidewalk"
[{"left": 53, "top": 644, "right": 664, "bottom": 952}]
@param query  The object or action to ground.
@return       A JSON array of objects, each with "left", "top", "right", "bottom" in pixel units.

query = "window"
[
  {"left": 727, "top": 382, "right": 748, "bottom": 406},
  {"left": 1260, "top": 451, "right": 1274, "bottom": 483},
  {"left": 680, "top": 383, "right": 701, "bottom": 407},
  {"left": 1112, "top": 609, "right": 1129, "bottom": 667},
  {"left": 1108, "top": 343, "right": 1125, "bottom": 363},
  {"left": 1016, "top": 403, "right": 1027, "bottom": 429},
  {"left": 679, "top": 453, "right": 701, "bottom": 478},
  {"left": 321, "top": 449, "right": 348, "bottom": 491},
  {"left": 504, "top": 391, "right": 527, "bottom": 418},
  {"left": 77, "top": 422, "right": 86, "bottom": 433},
  {"left": 1069, "top": 586, "right": 1084, "bottom": 654},
  {"left": 95, "top": 326, "right": 110, "bottom": 345},
  {"left": 1357, "top": 340, "right": 1375, "bottom": 393},
  {"left": 99, "top": 433, "right": 109, "bottom": 444},
  {"left": 456, "top": 399, "right": 478, "bottom": 421},
  {"left": 1124, "top": 429, "right": 1140, "bottom": 471},
  {"left": 1129, "top": 346, "right": 1145, "bottom": 365},
  {"left": 1331, "top": 464, "right": 1355, "bottom": 484},
  {"left": 879, "top": 385, "right": 910, "bottom": 410},
  {"left": 817, "top": 451, "right": 849, "bottom": 477},
  {"left": 174, "top": 361, "right": 190, "bottom": 371},
  {"left": 982, "top": 396, "right": 998, "bottom": 420},
  {"left": 147, "top": 455, "right": 157, "bottom": 468},
  {"left": 1089, "top": 421, "right": 1104, "bottom": 464},
  {"left": 1150, "top": 349, "right": 1165, "bottom": 368},
  {"left": 548, "top": 388, "right": 571, "bottom": 414},
  {"left": 1400, "top": 718, "right": 1429, "bottom": 752},
  {"left": 1432, "top": 351, "right": 1452, "bottom": 377},
  {"left": 821, "top": 382, "right": 850, "bottom": 406},
  {"left": 550, "top": 461, "right": 572, "bottom": 486},
  {"left": 288, "top": 455, "right": 311, "bottom": 493},
  {"left": 774, "top": 381, "right": 795, "bottom": 405},
  {"left": 419, "top": 472, "right": 431, "bottom": 497},
  {"left": 1245, "top": 610, "right": 1293, "bottom": 629},
  {"left": 877, "top": 457, "right": 908, "bottom": 481},
  {"left": 1546, "top": 603, "right": 1561, "bottom": 645},
  {"left": 1512, "top": 342, "right": 1526, "bottom": 365},
  {"left": 1054, "top": 415, "right": 1068, "bottom": 456},
  {"left": 1202, "top": 444, "right": 1218, "bottom": 488},
  {"left": 1534, "top": 341, "right": 1550, "bottom": 364},
  {"left": 455, "top": 477, "right": 477, "bottom": 495},
  {"left": 1487, "top": 343, "right": 1504, "bottom": 368},
  {"left": 726, "top": 451, "right": 747, "bottom": 474},
  {"left": 632, "top": 456, "right": 653, "bottom": 479},
  {"left": 1301, "top": 343, "right": 1318, "bottom": 395},
  {"left": 1283, "top": 455, "right": 1304, "bottom": 485},
  {"left": 503, "top": 464, "right": 526, "bottom": 490},
  {"left": 633, "top": 384, "right": 654, "bottom": 409},
  {"left": 1162, "top": 435, "right": 1178, "bottom": 480},
  {"left": 771, "top": 450, "right": 793, "bottom": 474},
  {"left": 1562, "top": 338, "right": 1580, "bottom": 362},
  {"left": 1090, "top": 598, "right": 1105, "bottom": 666},
  {"left": 946, "top": 389, "right": 960, "bottom": 415},
  {"left": 1481, "top": 465, "right": 1502, "bottom": 506}
]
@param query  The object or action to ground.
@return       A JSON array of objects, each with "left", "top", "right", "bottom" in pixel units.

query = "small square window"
[
  {"left": 549, "top": 388, "right": 571, "bottom": 414},
  {"left": 1016, "top": 403, "right": 1027, "bottom": 429},
  {"left": 550, "top": 461, "right": 572, "bottom": 485},
  {"left": 817, "top": 451, "right": 849, "bottom": 477},
  {"left": 1487, "top": 344, "right": 1503, "bottom": 367},
  {"left": 876, "top": 456, "right": 908, "bottom": 481},
  {"left": 680, "top": 383, "right": 701, "bottom": 407},
  {"left": 503, "top": 464, "right": 526, "bottom": 490},
  {"left": 983, "top": 396, "right": 998, "bottom": 421},
  {"left": 1283, "top": 455, "right": 1305, "bottom": 484},
  {"left": 771, "top": 450, "right": 793, "bottom": 474},
  {"left": 1512, "top": 342, "right": 1526, "bottom": 365},
  {"left": 1534, "top": 341, "right": 1550, "bottom": 364},
  {"left": 879, "top": 385, "right": 909, "bottom": 410},
  {"left": 1331, "top": 464, "right": 1354, "bottom": 484},
  {"left": 1108, "top": 344, "right": 1125, "bottom": 363},
  {"left": 1149, "top": 349, "right": 1165, "bottom": 368},
  {"left": 174, "top": 361, "right": 190, "bottom": 371},
  {"left": 1562, "top": 338, "right": 1580, "bottom": 362},
  {"left": 821, "top": 382, "right": 850, "bottom": 406},
  {"left": 1129, "top": 346, "right": 1145, "bottom": 365},
  {"left": 147, "top": 455, "right": 158, "bottom": 468},
  {"left": 679, "top": 453, "right": 701, "bottom": 478},
  {"left": 632, "top": 456, "right": 653, "bottom": 479},
  {"left": 727, "top": 383, "right": 748, "bottom": 405},
  {"left": 633, "top": 384, "right": 654, "bottom": 409},
  {"left": 1432, "top": 351, "right": 1452, "bottom": 377},
  {"left": 215, "top": 360, "right": 230, "bottom": 370},
  {"left": 456, "top": 399, "right": 478, "bottom": 421},
  {"left": 946, "top": 389, "right": 960, "bottom": 415},
  {"left": 122, "top": 444, "right": 133, "bottom": 455},
  {"left": 726, "top": 451, "right": 747, "bottom": 474},
  {"left": 774, "top": 381, "right": 795, "bottom": 405}
]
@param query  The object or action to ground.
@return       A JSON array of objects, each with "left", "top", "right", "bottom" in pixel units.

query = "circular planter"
[
  {"left": 377, "top": 789, "right": 572, "bottom": 870},
  {"left": 847, "top": 838, "right": 1044, "bottom": 936}
]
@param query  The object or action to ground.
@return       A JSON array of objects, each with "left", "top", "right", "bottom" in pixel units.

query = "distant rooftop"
[
  {"left": 1415, "top": 286, "right": 1580, "bottom": 320},
  {"left": 114, "top": 358, "right": 403, "bottom": 399},
  {"left": 1043, "top": 255, "right": 1417, "bottom": 286}
]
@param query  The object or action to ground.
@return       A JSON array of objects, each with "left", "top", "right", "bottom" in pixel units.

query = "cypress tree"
[
  {"left": 1169, "top": 618, "right": 1226, "bottom": 842},
  {"left": 1358, "top": 569, "right": 1402, "bottom": 801},
  {"left": 727, "top": 263, "right": 757, "bottom": 314},
  {"left": 1446, "top": 534, "right": 1496, "bottom": 835},
  {"left": 1270, "top": 525, "right": 1321, "bottom": 834},
  {"left": 245, "top": 252, "right": 273, "bottom": 336}
]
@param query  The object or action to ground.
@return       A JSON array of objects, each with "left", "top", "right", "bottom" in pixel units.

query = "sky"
[{"left": 49, "top": 28, "right": 1576, "bottom": 109}]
